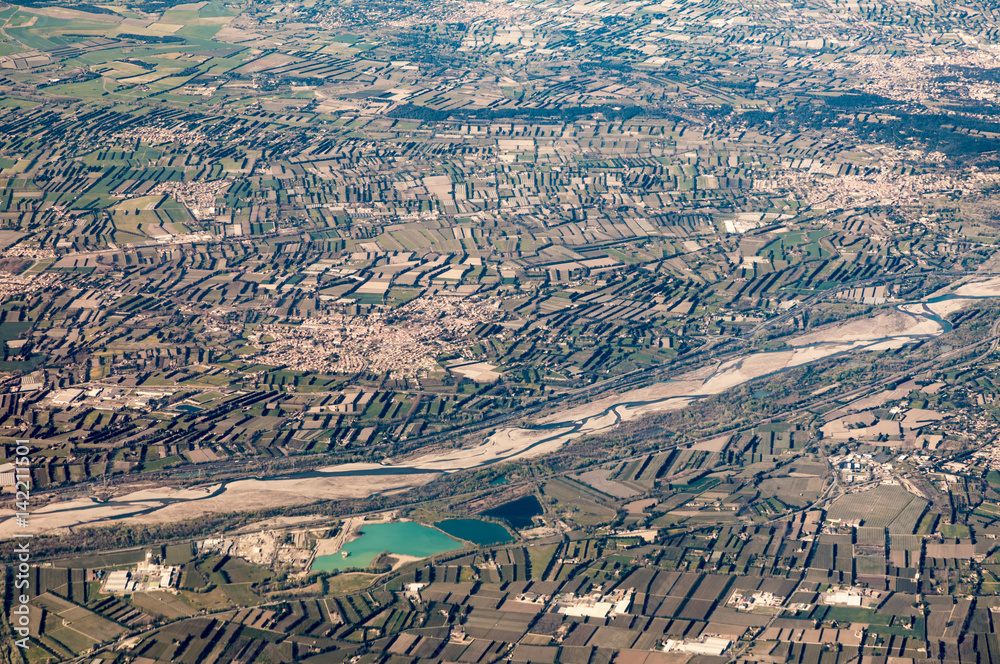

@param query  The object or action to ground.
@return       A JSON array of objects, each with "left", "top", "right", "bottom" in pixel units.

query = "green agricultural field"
[
  {"left": 940, "top": 523, "right": 970, "bottom": 538},
  {"left": 43, "top": 626, "right": 98, "bottom": 654},
  {"left": 327, "top": 573, "right": 377, "bottom": 595},
  {"left": 816, "top": 605, "right": 890, "bottom": 625},
  {"left": 52, "top": 550, "right": 147, "bottom": 569},
  {"left": 217, "top": 557, "right": 271, "bottom": 584},
  {"left": 541, "top": 478, "right": 616, "bottom": 526},
  {"left": 0, "top": 321, "right": 31, "bottom": 341},
  {"left": 61, "top": 613, "right": 125, "bottom": 642},
  {"left": 219, "top": 583, "right": 262, "bottom": 606},
  {"left": 131, "top": 591, "right": 196, "bottom": 620},
  {"left": 826, "top": 485, "right": 928, "bottom": 532},
  {"left": 176, "top": 586, "right": 240, "bottom": 612},
  {"left": 163, "top": 543, "right": 195, "bottom": 565}
]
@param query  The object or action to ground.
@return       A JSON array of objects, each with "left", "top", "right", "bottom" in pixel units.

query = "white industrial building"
[
  {"left": 100, "top": 557, "right": 179, "bottom": 595},
  {"left": 555, "top": 588, "right": 633, "bottom": 619},
  {"left": 0, "top": 462, "right": 16, "bottom": 487},
  {"left": 102, "top": 570, "right": 133, "bottom": 594},
  {"left": 663, "top": 637, "right": 732, "bottom": 656}
]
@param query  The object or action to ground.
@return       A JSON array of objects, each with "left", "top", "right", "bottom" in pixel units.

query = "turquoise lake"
[
  {"left": 435, "top": 519, "right": 514, "bottom": 546},
  {"left": 312, "top": 522, "right": 463, "bottom": 572}
]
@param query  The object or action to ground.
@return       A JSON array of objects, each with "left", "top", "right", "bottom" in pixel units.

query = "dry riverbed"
[{"left": 4, "top": 278, "right": 998, "bottom": 538}]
